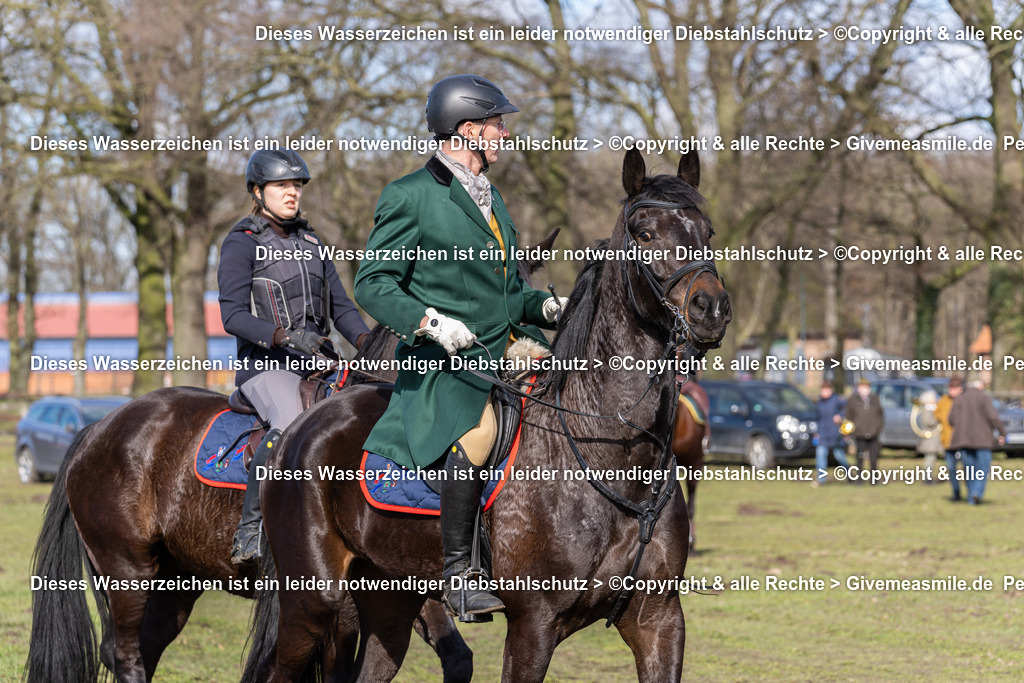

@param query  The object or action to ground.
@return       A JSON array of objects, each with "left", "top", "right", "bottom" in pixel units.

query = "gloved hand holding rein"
[
  {"left": 416, "top": 307, "right": 476, "bottom": 355},
  {"left": 272, "top": 327, "right": 323, "bottom": 356}
]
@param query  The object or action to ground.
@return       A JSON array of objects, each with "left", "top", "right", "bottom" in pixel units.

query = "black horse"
[{"left": 245, "top": 149, "right": 731, "bottom": 681}]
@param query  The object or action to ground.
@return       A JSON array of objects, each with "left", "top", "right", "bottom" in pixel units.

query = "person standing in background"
[
  {"left": 812, "top": 381, "right": 849, "bottom": 486},
  {"left": 844, "top": 378, "right": 884, "bottom": 482},
  {"left": 935, "top": 378, "right": 962, "bottom": 500},
  {"left": 913, "top": 389, "right": 942, "bottom": 484},
  {"left": 948, "top": 379, "right": 1005, "bottom": 505}
]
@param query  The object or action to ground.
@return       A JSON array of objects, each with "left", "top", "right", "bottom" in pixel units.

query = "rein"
[{"left": 591, "top": 197, "right": 722, "bottom": 624}]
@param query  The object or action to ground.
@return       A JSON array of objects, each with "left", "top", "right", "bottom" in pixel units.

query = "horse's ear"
[
  {"left": 678, "top": 150, "right": 700, "bottom": 189},
  {"left": 622, "top": 149, "right": 646, "bottom": 196}
]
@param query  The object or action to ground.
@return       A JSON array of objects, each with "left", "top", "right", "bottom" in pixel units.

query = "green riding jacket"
[{"left": 354, "top": 157, "right": 553, "bottom": 469}]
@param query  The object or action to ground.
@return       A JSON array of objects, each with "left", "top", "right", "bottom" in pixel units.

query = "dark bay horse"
[
  {"left": 245, "top": 149, "right": 731, "bottom": 681},
  {"left": 25, "top": 389, "right": 466, "bottom": 682},
  {"left": 24, "top": 231, "right": 558, "bottom": 683}
]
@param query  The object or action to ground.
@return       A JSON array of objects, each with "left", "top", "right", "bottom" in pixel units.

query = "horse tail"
[
  {"left": 242, "top": 535, "right": 280, "bottom": 681},
  {"left": 25, "top": 425, "right": 102, "bottom": 683},
  {"left": 242, "top": 534, "right": 324, "bottom": 682}
]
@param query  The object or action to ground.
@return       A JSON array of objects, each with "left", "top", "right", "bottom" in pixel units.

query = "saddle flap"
[
  {"left": 227, "top": 389, "right": 257, "bottom": 415},
  {"left": 486, "top": 387, "right": 523, "bottom": 471}
]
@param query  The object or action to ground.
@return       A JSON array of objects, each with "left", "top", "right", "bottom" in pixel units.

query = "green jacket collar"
[{"left": 425, "top": 156, "right": 497, "bottom": 235}]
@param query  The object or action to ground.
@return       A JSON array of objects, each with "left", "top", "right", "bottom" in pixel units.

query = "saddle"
[
  {"left": 422, "top": 385, "right": 524, "bottom": 495},
  {"left": 360, "top": 377, "right": 535, "bottom": 515},
  {"left": 227, "top": 368, "right": 336, "bottom": 468}
]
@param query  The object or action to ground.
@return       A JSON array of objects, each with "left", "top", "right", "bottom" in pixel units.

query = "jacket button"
[
  {"left": 401, "top": 335, "right": 407, "bottom": 341},
  {"left": 494, "top": 267, "right": 501, "bottom": 275},
  {"left": 487, "top": 241, "right": 495, "bottom": 249}
]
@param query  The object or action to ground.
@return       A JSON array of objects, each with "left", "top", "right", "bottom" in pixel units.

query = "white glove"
[
  {"left": 415, "top": 307, "right": 476, "bottom": 355},
  {"left": 543, "top": 295, "right": 570, "bottom": 323}
]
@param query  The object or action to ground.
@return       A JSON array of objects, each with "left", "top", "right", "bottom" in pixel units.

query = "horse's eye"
[{"left": 638, "top": 230, "right": 654, "bottom": 243}]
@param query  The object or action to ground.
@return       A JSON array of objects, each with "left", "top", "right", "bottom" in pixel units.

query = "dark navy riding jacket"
[{"left": 218, "top": 213, "right": 369, "bottom": 386}]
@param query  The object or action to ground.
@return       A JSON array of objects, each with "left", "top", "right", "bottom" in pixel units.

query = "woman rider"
[{"left": 218, "top": 148, "right": 370, "bottom": 564}]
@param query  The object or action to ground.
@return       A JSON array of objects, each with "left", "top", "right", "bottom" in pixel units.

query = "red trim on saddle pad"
[
  {"left": 193, "top": 409, "right": 248, "bottom": 490},
  {"left": 359, "top": 375, "right": 536, "bottom": 515}
]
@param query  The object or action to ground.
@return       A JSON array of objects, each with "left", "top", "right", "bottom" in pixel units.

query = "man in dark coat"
[
  {"left": 813, "top": 381, "right": 849, "bottom": 485},
  {"left": 948, "top": 380, "right": 1005, "bottom": 504},
  {"left": 354, "top": 75, "right": 563, "bottom": 618},
  {"left": 845, "top": 378, "right": 884, "bottom": 480}
]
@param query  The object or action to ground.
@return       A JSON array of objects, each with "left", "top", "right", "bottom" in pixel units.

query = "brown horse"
[
  {"left": 245, "top": 149, "right": 731, "bottom": 681},
  {"left": 672, "top": 379, "right": 710, "bottom": 549},
  {"left": 24, "top": 234, "right": 559, "bottom": 683}
]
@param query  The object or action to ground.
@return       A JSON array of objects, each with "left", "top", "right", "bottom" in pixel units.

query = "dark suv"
[{"left": 703, "top": 380, "right": 818, "bottom": 469}]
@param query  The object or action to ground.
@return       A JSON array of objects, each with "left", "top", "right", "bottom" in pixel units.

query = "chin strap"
[{"left": 450, "top": 131, "right": 490, "bottom": 174}]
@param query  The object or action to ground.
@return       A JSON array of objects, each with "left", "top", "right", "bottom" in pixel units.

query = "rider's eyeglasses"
[{"left": 480, "top": 118, "right": 507, "bottom": 132}]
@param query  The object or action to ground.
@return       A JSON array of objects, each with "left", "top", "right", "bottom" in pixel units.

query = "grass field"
[{"left": 3, "top": 401, "right": 1023, "bottom": 681}]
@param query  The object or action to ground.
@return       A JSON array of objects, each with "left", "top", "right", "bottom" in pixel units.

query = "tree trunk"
[
  {"left": 8, "top": 185, "right": 43, "bottom": 395},
  {"left": 133, "top": 191, "right": 169, "bottom": 395},
  {"left": 171, "top": 163, "right": 212, "bottom": 387},
  {"left": 73, "top": 219, "right": 89, "bottom": 396},
  {"left": 913, "top": 279, "right": 939, "bottom": 375}
]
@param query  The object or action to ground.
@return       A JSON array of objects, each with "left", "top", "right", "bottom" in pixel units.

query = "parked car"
[
  {"left": 703, "top": 380, "right": 818, "bottom": 469},
  {"left": 14, "top": 396, "right": 130, "bottom": 483},
  {"left": 872, "top": 379, "right": 945, "bottom": 450},
  {"left": 872, "top": 378, "right": 1024, "bottom": 453},
  {"left": 991, "top": 398, "right": 1024, "bottom": 454}
]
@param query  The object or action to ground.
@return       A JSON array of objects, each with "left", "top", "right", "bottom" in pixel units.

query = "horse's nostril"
[
  {"left": 689, "top": 293, "right": 710, "bottom": 319},
  {"left": 719, "top": 294, "right": 733, "bottom": 322}
]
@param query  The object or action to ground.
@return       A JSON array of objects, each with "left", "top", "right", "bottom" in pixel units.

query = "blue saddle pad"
[
  {"left": 359, "top": 450, "right": 515, "bottom": 516},
  {"left": 193, "top": 409, "right": 262, "bottom": 489}
]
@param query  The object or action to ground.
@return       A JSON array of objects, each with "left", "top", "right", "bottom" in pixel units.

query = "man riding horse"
[
  {"left": 219, "top": 149, "right": 370, "bottom": 563},
  {"left": 354, "top": 74, "right": 566, "bottom": 618}
]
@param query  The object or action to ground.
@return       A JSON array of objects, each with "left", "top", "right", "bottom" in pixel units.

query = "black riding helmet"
[
  {"left": 425, "top": 74, "right": 519, "bottom": 138},
  {"left": 245, "top": 149, "right": 311, "bottom": 193},
  {"left": 245, "top": 149, "right": 310, "bottom": 223}
]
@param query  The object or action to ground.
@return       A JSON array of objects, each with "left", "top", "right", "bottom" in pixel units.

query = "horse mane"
[
  {"left": 548, "top": 238, "right": 609, "bottom": 393},
  {"left": 342, "top": 325, "right": 395, "bottom": 386}
]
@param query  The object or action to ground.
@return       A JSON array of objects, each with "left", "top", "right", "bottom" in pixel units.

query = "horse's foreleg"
[
  {"left": 615, "top": 592, "right": 685, "bottom": 681},
  {"left": 350, "top": 583, "right": 426, "bottom": 683},
  {"left": 500, "top": 615, "right": 558, "bottom": 683},
  {"left": 413, "top": 599, "right": 473, "bottom": 683}
]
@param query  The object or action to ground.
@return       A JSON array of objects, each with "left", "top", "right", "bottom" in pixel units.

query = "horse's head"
[{"left": 618, "top": 148, "right": 731, "bottom": 352}]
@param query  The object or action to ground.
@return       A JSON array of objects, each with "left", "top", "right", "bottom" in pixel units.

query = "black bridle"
[{"left": 620, "top": 197, "right": 722, "bottom": 355}]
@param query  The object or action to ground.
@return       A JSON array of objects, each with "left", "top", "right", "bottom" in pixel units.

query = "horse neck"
[{"left": 557, "top": 258, "right": 677, "bottom": 472}]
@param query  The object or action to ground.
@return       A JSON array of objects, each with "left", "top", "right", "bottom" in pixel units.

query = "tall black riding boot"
[
  {"left": 441, "top": 443, "right": 504, "bottom": 620},
  {"left": 231, "top": 428, "right": 281, "bottom": 565}
]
